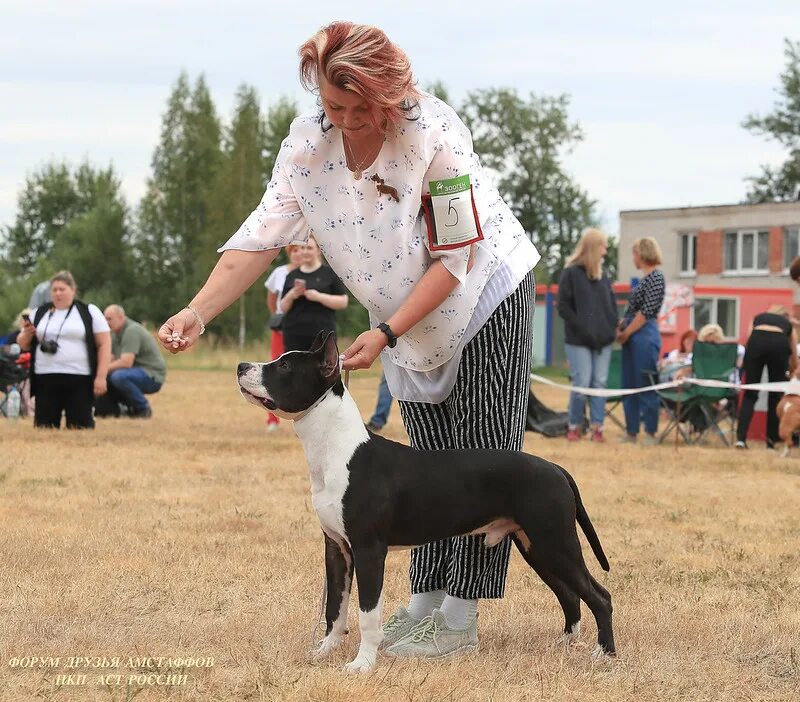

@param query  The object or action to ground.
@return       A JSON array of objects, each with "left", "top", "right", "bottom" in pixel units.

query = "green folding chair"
[
  {"left": 604, "top": 348, "right": 626, "bottom": 431},
  {"left": 656, "top": 342, "right": 738, "bottom": 446}
]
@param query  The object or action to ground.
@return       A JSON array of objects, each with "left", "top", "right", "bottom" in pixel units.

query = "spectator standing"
[
  {"left": 279, "top": 237, "right": 349, "bottom": 352},
  {"left": 100, "top": 305, "right": 167, "bottom": 418},
  {"left": 617, "top": 238, "right": 666, "bottom": 445},
  {"left": 264, "top": 245, "right": 304, "bottom": 429},
  {"left": 366, "top": 372, "right": 393, "bottom": 432},
  {"left": 736, "top": 305, "right": 798, "bottom": 449},
  {"left": 557, "top": 228, "right": 618, "bottom": 442},
  {"left": 16, "top": 271, "right": 111, "bottom": 429}
]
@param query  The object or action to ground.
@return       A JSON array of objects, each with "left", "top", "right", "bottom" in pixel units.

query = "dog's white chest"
[
  {"left": 311, "top": 474, "right": 349, "bottom": 538},
  {"left": 294, "top": 389, "right": 369, "bottom": 542}
]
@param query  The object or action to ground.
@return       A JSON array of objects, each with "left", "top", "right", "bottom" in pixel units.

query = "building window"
[
  {"left": 783, "top": 227, "right": 800, "bottom": 270},
  {"left": 693, "top": 297, "right": 739, "bottom": 338},
  {"left": 724, "top": 230, "right": 769, "bottom": 273},
  {"left": 680, "top": 233, "right": 696, "bottom": 274}
]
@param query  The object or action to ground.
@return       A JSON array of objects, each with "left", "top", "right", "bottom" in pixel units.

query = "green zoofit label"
[{"left": 429, "top": 174, "right": 471, "bottom": 196}]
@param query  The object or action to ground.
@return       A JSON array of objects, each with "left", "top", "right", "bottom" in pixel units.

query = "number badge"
[{"left": 421, "top": 174, "right": 484, "bottom": 251}]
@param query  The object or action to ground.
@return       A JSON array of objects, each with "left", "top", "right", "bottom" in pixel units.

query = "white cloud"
[{"left": 1, "top": 1, "right": 798, "bottom": 233}]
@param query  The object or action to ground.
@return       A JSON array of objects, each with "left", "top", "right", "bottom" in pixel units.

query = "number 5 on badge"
[{"left": 421, "top": 174, "right": 484, "bottom": 251}]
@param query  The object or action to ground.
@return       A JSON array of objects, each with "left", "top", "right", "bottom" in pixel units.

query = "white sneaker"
[
  {"left": 384, "top": 609, "right": 478, "bottom": 659},
  {"left": 381, "top": 605, "right": 420, "bottom": 649}
]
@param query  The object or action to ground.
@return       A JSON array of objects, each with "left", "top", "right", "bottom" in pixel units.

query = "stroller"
[{"left": 0, "top": 345, "right": 30, "bottom": 417}]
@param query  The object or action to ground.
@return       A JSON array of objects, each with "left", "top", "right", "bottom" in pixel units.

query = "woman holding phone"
[{"left": 279, "top": 236, "right": 349, "bottom": 351}]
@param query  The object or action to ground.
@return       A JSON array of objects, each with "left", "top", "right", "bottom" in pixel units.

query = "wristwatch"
[{"left": 377, "top": 322, "right": 398, "bottom": 348}]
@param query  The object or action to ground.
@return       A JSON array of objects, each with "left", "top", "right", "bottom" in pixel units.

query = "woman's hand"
[
  {"left": 342, "top": 329, "right": 387, "bottom": 371},
  {"left": 616, "top": 329, "right": 630, "bottom": 345},
  {"left": 93, "top": 376, "right": 107, "bottom": 397},
  {"left": 17, "top": 322, "right": 35, "bottom": 351},
  {"left": 302, "top": 288, "right": 320, "bottom": 302},
  {"left": 158, "top": 308, "right": 202, "bottom": 354}
]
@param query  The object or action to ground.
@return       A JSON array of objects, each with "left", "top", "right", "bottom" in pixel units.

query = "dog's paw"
[
  {"left": 559, "top": 621, "right": 581, "bottom": 645},
  {"left": 591, "top": 644, "right": 616, "bottom": 661},
  {"left": 343, "top": 655, "right": 375, "bottom": 673},
  {"left": 313, "top": 633, "right": 344, "bottom": 659}
]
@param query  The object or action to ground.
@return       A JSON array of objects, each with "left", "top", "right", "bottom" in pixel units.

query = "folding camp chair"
[
  {"left": 604, "top": 348, "right": 626, "bottom": 430},
  {"left": 0, "top": 348, "right": 29, "bottom": 417},
  {"left": 656, "top": 342, "right": 738, "bottom": 446}
]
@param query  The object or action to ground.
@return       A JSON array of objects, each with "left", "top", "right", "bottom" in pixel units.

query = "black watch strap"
[{"left": 377, "top": 322, "right": 398, "bottom": 348}]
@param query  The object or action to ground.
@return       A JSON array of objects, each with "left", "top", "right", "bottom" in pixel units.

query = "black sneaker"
[
  {"left": 734, "top": 440, "right": 747, "bottom": 449},
  {"left": 365, "top": 421, "right": 383, "bottom": 432},
  {"left": 130, "top": 406, "right": 152, "bottom": 419}
]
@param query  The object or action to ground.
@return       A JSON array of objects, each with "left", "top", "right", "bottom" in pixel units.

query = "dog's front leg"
[
  {"left": 314, "top": 532, "right": 353, "bottom": 659},
  {"left": 344, "top": 540, "right": 388, "bottom": 673}
]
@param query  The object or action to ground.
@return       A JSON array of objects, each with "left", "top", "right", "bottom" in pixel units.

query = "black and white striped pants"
[{"left": 398, "top": 270, "right": 534, "bottom": 599}]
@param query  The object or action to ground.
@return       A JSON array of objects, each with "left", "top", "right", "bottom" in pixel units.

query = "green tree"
[
  {"left": 0, "top": 161, "right": 133, "bottom": 319},
  {"left": 50, "top": 163, "right": 133, "bottom": 307},
  {"left": 200, "top": 85, "right": 273, "bottom": 345},
  {"left": 263, "top": 96, "right": 299, "bottom": 173},
  {"left": 2, "top": 162, "right": 79, "bottom": 275},
  {"left": 743, "top": 39, "right": 800, "bottom": 202},
  {"left": 425, "top": 80, "right": 451, "bottom": 103},
  {"left": 133, "top": 73, "right": 223, "bottom": 323},
  {"left": 461, "top": 88, "right": 597, "bottom": 281},
  {"left": 605, "top": 235, "right": 619, "bottom": 282}
]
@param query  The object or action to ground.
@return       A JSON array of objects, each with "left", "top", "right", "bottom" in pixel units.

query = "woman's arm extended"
[{"left": 159, "top": 249, "right": 279, "bottom": 352}]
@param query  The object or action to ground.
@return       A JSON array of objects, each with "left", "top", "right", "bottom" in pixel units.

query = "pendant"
[{"left": 353, "top": 170, "right": 362, "bottom": 181}]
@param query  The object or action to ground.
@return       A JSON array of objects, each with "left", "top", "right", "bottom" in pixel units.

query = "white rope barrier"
[{"left": 530, "top": 373, "right": 800, "bottom": 398}]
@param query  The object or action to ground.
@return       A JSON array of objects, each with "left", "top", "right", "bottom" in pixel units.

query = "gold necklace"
[{"left": 343, "top": 134, "right": 380, "bottom": 181}]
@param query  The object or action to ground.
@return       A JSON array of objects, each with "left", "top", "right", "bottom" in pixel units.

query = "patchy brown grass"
[{"left": 1, "top": 364, "right": 799, "bottom": 701}]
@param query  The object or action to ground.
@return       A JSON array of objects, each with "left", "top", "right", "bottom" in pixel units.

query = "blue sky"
[{"left": 1, "top": 0, "right": 797, "bottom": 235}]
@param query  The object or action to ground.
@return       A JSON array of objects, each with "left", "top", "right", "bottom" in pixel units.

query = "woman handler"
[{"left": 158, "top": 21, "right": 539, "bottom": 659}]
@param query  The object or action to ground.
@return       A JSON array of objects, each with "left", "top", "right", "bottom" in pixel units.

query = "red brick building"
[{"left": 619, "top": 201, "right": 800, "bottom": 352}]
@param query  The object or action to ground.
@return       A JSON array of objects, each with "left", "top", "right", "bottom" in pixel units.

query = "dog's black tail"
[{"left": 558, "top": 466, "right": 610, "bottom": 572}]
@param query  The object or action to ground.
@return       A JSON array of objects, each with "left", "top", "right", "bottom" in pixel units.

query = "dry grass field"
[{"left": 1, "top": 347, "right": 799, "bottom": 701}]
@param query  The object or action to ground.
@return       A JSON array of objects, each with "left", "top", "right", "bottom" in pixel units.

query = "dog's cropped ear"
[
  {"left": 319, "top": 331, "right": 339, "bottom": 378},
  {"left": 309, "top": 331, "right": 328, "bottom": 354}
]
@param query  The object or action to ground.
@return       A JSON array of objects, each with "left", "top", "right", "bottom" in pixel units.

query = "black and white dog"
[{"left": 237, "top": 331, "right": 615, "bottom": 672}]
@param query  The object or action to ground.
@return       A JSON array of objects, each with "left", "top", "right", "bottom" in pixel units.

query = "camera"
[{"left": 39, "top": 339, "right": 59, "bottom": 354}]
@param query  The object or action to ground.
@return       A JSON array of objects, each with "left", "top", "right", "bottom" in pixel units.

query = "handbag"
[{"left": 268, "top": 312, "right": 284, "bottom": 331}]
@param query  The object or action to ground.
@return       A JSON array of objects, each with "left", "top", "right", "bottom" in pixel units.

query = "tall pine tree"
[
  {"left": 201, "top": 86, "right": 275, "bottom": 344},
  {"left": 133, "top": 73, "right": 223, "bottom": 322}
]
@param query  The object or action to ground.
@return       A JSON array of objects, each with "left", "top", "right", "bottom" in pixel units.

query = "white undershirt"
[
  {"left": 33, "top": 304, "right": 109, "bottom": 376},
  {"left": 380, "top": 239, "right": 535, "bottom": 403},
  {"left": 265, "top": 264, "right": 291, "bottom": 312}
]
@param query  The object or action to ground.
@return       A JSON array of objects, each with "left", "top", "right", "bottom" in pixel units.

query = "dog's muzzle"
[{"left": 237, "top": 363, "right": 278, "bottom": 411}]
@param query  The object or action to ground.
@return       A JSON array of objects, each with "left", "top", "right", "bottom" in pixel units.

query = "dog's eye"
[{"left": 277, "top": 359, "right": 289, "bottom": 370}]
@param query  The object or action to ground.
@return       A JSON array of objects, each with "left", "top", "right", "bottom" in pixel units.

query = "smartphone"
[{"left": 294, "top": 279, "right": 306, "bottom": 289}]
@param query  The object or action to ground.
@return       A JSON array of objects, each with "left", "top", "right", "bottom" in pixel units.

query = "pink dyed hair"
[{"left": 299, "top": 21, "right": 420, "bottom": 128}]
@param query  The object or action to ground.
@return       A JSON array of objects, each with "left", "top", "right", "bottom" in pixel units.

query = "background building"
[{"left": 618, "top": 201, "right": 800, "bottom": 351}]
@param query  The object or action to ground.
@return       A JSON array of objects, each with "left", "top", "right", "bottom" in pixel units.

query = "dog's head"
[{"left": 237, "top": 331, "right": 341, "bottom": 419}]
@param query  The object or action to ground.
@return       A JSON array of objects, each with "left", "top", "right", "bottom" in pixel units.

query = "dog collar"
[{"left": 293, "top": 383, "right": 339, "bottom": 423}]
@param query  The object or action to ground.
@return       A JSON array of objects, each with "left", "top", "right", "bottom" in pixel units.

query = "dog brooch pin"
[{"left": 370, "top": 173, "right": 400, "bottom": 203}]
